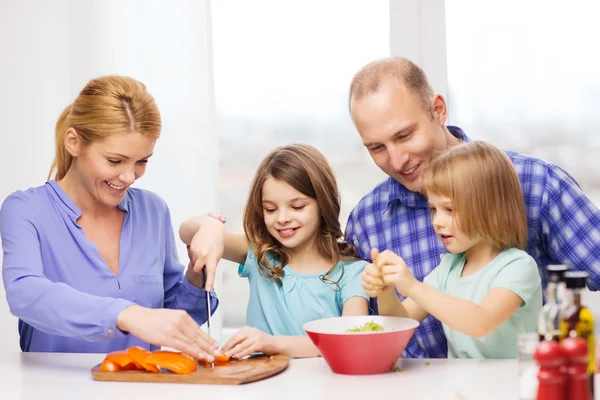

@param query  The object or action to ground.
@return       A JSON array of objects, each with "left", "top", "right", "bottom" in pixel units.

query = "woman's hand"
[
  {"left": 117, "top": 305, "right": 220, "bottom": 362},
  {"left": 220, "top": 326, "right": 278, "bottom": 359},
  {"left": 187, "top": 215, "right": 227, "bottom": 292}
]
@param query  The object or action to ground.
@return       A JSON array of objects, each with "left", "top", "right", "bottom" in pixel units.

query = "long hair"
[
  {"left": 422, "top": 141, "right": 528, "bottom": 250},
  {"left": 243, "top": 143, "right": 358, "bottom": 287},
  {"left": 49, "top": 75, "right": 161, "bottom": 180}
]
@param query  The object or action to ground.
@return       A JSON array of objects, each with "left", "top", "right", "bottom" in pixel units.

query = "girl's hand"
[
  {"left": 188, "top": 215, "right": 226, "bottom": 292},
  {"left": 117, "top": 305, "right": 220, "bottom": 362},
  {"left": 361, "top": 261, "right": 385, "bottom": 297},
  {"left": 375, "top": 250, "right": 418, "bottom": 296},
  {"left": 221, "top": 326, "right": 278, "bottom": 359},
  {"left": 207, "top": 213, "right": 227, "bottom": 224}
]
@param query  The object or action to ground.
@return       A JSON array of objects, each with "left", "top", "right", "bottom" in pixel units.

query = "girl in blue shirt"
[
  {"left": 181, "top": 144, "right": 369, "bottom": 358},
  {"left": 362, "top": 141, "right": 542, "bottom": 358},
  {"left": 0, "top": 76, "right": 219, "bottom": 361}
]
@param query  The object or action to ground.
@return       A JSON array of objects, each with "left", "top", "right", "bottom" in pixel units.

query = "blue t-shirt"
[{"left": 239, "top": 247, "right": 368, "bottom": 336}]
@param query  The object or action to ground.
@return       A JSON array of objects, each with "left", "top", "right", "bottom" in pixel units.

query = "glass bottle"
[
  {"left": 559, "top": 271, "right": 595, "bottom": 396},
  {"left": 537, "top": 264, "right": 568, "bottom": 342}
]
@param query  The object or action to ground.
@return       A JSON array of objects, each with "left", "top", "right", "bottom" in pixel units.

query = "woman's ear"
[{"left": 64, "top": 128, "right": 81, "bottom": 157}]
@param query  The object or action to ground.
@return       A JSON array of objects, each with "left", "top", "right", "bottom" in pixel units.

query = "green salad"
[{"left": 345, "top": 321, "right": 384, "bottom": 333}]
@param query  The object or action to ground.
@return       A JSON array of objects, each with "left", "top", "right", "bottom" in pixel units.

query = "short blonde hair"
[
  {"left": 49, "top": 76, "right": 161, "bottom": 180},
  {"left": 422, "top": 141, "right": 528, "bottom": 250}
]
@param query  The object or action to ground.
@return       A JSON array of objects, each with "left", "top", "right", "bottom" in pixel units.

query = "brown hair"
[
  {"left": 349, "top": 57, "right": 434, "bottom": 117},
  {"left": 49, "top": 76, "right": 161, "bottom": 180},
  {"left": 422, "top": 141, "right": 528, "bottom": 250},
  {"left": 243, "top": 143, "right": 358, "bottom": 287}
]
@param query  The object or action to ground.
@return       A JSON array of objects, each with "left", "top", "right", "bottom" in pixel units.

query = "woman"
[{"left": 0, "top": 76, "right": 220, "bottom": 362}]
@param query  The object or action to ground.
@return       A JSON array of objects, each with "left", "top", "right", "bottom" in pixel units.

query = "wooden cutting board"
[{"left": 91, "top": 354, "right": 290, "bottom": 385}]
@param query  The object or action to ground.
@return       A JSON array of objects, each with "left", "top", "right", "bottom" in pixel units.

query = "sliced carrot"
[
  {"left": 100, "top": 359, "right": 121, "bottom": 372},
  {"left": 127, "top": 346, "right": 160, "bottom": 373}
]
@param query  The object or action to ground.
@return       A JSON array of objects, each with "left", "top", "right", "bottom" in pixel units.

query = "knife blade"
[{"left": 205, "top": 280, "right": 214, "bottom": 369}]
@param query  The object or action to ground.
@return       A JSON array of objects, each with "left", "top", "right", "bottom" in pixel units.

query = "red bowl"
[{"left": 303, "top": 315, "right": 419, "bottom": 375}]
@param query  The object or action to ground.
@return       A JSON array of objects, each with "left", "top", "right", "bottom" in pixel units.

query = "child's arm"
[
  {"left": 221, "top": 326, "right": 321, "bottom": 358},
  {"left": 179, "top": 215, "right": 250, "bottom": 291},
  {"left": 179, "top": 215, "right": 249, "bottom": 264},
  {"left": 376, "top": 286, "right": 430, "bottom": 322},
  {"left": 376, "top": 250, "right": 523, "bottom": 338},
  {"left": 341, "top": 297, "right": 369, "bottom": 316},
  {"left": 403, "top": 282, "right": 522, "bottom": 337}
]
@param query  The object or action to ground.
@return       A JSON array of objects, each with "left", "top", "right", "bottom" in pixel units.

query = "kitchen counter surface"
[{"left": 0, "top": 351, "right": 531, "bottom": 400}]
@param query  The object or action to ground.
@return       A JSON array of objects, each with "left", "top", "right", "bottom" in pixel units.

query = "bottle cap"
[
  {"left": 564, "top": 271, "right": 588, "bottom": 289},
  {"left": 546, "top": 264, "right": 568, "bottom": 283}
]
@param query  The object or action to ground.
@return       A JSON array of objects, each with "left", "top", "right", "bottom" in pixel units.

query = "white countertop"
[{"left": 0, "top": 351, "right": 524, "bottom": 400}]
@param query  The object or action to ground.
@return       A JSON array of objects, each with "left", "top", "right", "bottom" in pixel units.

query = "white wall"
[
  {"left": 0, "top": 0, "right": 220, "bottom": 354},
  {"left": 390, "top": 0, "right": 448, "bottom": 100}
]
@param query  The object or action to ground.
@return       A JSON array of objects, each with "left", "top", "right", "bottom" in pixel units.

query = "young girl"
[
  {"left": 180, "top": 143, "right": 369, "bottom": 358},
  {"left": 362, "top": 141, "right": 542, "bottom": 358}
]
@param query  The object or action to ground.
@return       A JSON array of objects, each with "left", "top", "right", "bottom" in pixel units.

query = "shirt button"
[{"left": 108, "top": 329, "right": 114, "bottom": 334}]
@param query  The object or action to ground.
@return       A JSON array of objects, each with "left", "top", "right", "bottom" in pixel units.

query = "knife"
[{"left": 205, "top": 270, "right": 214, "bottom": 369}]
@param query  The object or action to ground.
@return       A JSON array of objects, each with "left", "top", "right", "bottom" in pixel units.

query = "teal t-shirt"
[
  {"left": 423, "top": 248, "right": 542, "bottom": 359},
  {"left": 239, "top": 247, "right": 369, "bottom": 336}
]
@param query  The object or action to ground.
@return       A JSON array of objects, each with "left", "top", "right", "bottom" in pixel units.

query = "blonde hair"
[
  {"left": 49, "top": 76, "right": 161, "bottom": 180},
  {"left": 422, "top": 141, "right": 528, "bottom": 250},
  {"left": 243, "top": 144, "right": 358, "bottom": 287},
  {"left": 349, "top": 57, "right": 434, "bottom": 116}
]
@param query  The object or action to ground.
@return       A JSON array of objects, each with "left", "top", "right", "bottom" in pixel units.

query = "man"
[{"left": 345, "top": 57, "right": 600, "bottom": 358}]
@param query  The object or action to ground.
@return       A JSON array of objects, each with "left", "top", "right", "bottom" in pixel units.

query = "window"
[
  {"left": 212, "top": 0, "right": 389, "bottom": 330},
  {"left": 446, "top": 0, "right": 600, "bottom": 205}
]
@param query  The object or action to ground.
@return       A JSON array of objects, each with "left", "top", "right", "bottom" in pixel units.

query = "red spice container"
[
  {"left": 560, "top": 336, "right": 592, "bottom": 400},
  {"left": 535, "top": 340, "right": 566, "bottom": 400}
]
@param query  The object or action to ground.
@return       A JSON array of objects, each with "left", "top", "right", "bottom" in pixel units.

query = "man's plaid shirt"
[{"left": 345, "top": 126, "right": 600, "bottom": 358}]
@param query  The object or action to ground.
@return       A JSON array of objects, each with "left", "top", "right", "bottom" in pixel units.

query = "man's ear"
[
  {"left": 430, "top": 94, "right": 448, "bottom": 125},
  {"left": 64, "top": 128, "right": 81, "bottom": 157}
]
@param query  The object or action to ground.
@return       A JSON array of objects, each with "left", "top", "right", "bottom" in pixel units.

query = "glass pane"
[
  {"left": 212, "top": 0, "right": 389, "bottom": 329},
  {"left": 446, "top": 0, "right": 600, "bottom": 205}
]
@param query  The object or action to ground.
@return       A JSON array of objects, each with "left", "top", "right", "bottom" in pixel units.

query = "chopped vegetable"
[
  {"left": 424, "top": 361, "right": 431, "bottom": 366},
  {"left": 105, "top": 350, "right": 139, "bottom": 369},
  {"left": 345, "top": 321, "right": 384, "bottom": 333},
  {"left": 98, "top": 347, "right": 203, "bottom": 375},
  {"left": 146, "top": 350, "right": 197, "bottom": 375},
  {"left": 100, "top": 359, "right": 121, "bottom": 372},
  {"left": 199, "top": 354, "right": 231, "bottom": 367},
  {"left": 392, "top": 366, "right": 404, "bottom": 372},
  {"left": 127, "top": 346, "right": 160, "bottom": 373}
]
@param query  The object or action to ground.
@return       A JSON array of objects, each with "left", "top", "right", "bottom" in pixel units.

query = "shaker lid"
[
  {"left": 564, "top": 271, "right": 588, "bottom": 289},
  {"left": 546, "top": 264, "right": 568, "bottom": 282}
]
